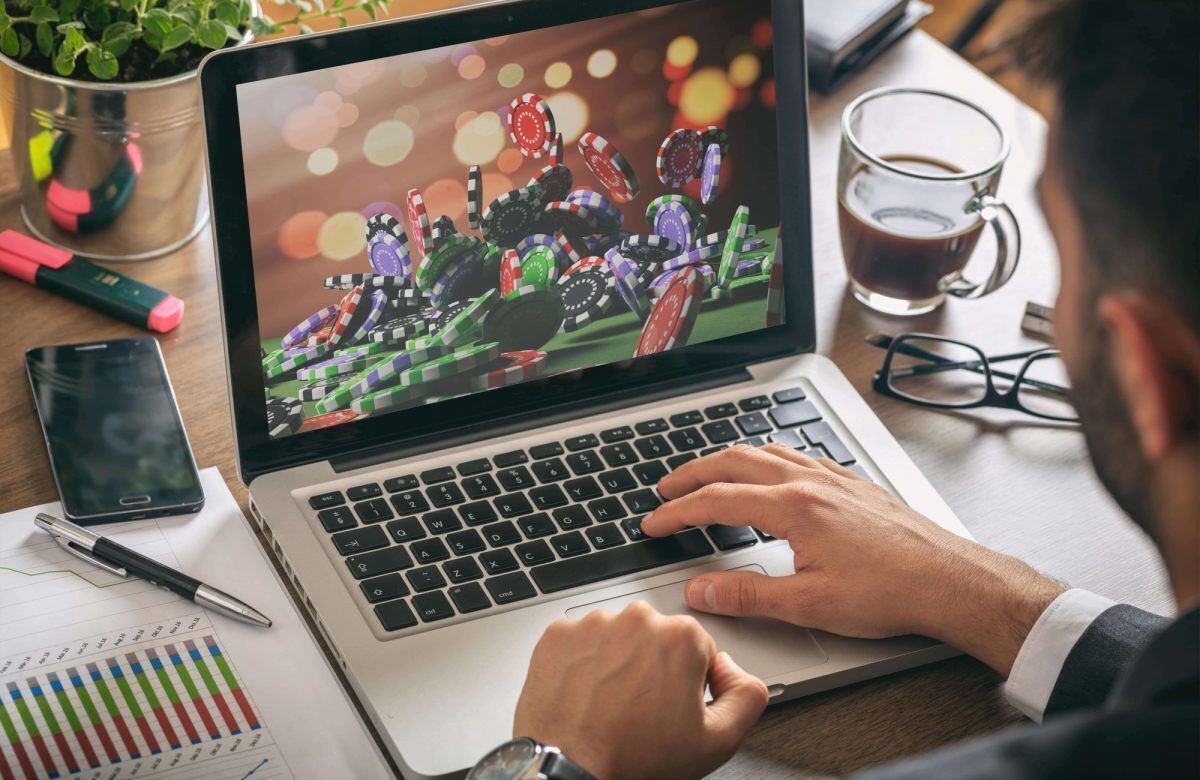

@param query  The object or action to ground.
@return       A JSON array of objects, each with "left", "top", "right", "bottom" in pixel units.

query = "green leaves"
[
  {"left": 29, "top": 7, "right": 59, "bottom": 24},
  {"left": 85, "top": 45, "right": 117, "bottom": 78},
  {"left": 0, "top": 27, "right": 18, "bottom": 58},
  {"left": 195, "top": 19, "right": 225, "bottom": 49}
]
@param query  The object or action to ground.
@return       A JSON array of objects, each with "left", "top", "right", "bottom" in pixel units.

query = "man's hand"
[
  {"left": 642, "top": 444, "right": 1066, "bottom": 675},
  {"left": 513, "top": 601, "right": 768, "bottom": 779}
]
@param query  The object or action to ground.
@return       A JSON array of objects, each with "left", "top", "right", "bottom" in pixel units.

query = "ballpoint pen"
[{"left": 35, "top": 513, "right": 272, "bottom": 628}]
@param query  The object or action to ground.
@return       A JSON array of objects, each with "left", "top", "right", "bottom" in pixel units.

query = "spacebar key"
[{"left": 530, "top": 530, "right": 714, "bottom": 593}]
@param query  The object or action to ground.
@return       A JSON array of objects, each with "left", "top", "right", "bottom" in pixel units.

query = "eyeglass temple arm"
[{"left": 886, "top": 341, "right": 1069, "bottom": 396}]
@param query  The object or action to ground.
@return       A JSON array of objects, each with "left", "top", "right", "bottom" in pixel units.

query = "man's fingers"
[
  {"left": 703, "top": 651, "right": 768, "bottom": 753},
  {"left": 641, "top": 483, "right": 794, "bottom": 538},
  {"left": 658, "top": 445, "right": 803, "bottom": 499},
  {"left": 683, "top": 569, "right": 800, "bottom": 621}
]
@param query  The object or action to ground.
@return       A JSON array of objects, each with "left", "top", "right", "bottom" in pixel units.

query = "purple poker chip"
[
  {"left": 347, "top": 289, "right": 390, "bottom": 345},
  {"left": 652, "top": 202, "right": 694, "bottom": 249},
  {"left": 603, "top": 248, "right": 652, "bottom": 320},
  {"left": 430, "top": 255, "right": 480, "bottom": 310},
  {"left": 734, "top": 259, "right": 763, "bottom": 279},
  {"left": 281, "top": 304, "right": 339, "bottom": 349},
  {"left": 651, "top": 264, "right": 714, "bottom": 296},
  {"left": 661, "top": 242, "right": 722, "bottom": 271},
  {"left": 369, "top": 232, "right": 412, "bottom": 279},
  {"left": 700, "top": 143, "right": 722, "bottom": 205},
  {"left": 565, "top": 189, "right": 624, "bottom": 231}
]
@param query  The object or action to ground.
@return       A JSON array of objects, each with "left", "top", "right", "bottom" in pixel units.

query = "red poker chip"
[
  {"left": 656, "top": 128, "right": 704, "bottom": 188},
  {"left": 297, "top": 409, "right": 359, "bottom": 433},
  {"left": 469, "top": 350, "right": 548, "bottom": 390},
  {"left": 508, "top": 93, "right": 556, "bottom": 158},
  {"left": 303, "top": 324, "right": 334, "bottom": 346},
  {"left": 500, "top": 248, "right": 522, "bottom": 296},
  {"left": 550, "top": 132, "right": 564, "bottom": 165},
  {"left": 635, "top": 266, "right": 703, "bottom": 357},
  {"left": 407, "top": 187, "right": 432, "bottom": 261},
  {"left": 328, "top": 286, "right": 364, "bottom": 347},
  {"left": 578, "top": 132, "right": 640, "bottom": 203}
]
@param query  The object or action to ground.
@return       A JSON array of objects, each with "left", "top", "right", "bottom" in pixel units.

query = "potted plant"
[{"left": 0, "top": 0, "right": 387, "bottom": 260}]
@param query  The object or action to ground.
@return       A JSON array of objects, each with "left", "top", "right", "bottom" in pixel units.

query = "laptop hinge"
[{"left": 328, "top": 364, "right": 754, "bottom": 474}]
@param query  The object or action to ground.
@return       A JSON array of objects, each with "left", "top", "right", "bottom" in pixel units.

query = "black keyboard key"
[
  {"left": 482, "top": 520, "right": 522, "bottom": 548},
  {"left": 428, "top": 483, "right": 466, "bottom": 508},
  {"left": 480, "top": 548, "right": 519, "bottom": 574},
  {"left": 552, "top": 505, "right": 592, "bottom": 530},
  {"left": 735, "top": 412, "right": 772, "bottom": 436},
  {"left": 668, "top": 428, "right": 705, "bottom": 451},
  {"left": 423, "top": 509, "right": 462, "bottom": 535},
  {"left": 621, "top": 516, "right": 647, "bottom": 541},
  {"left": 529, "top": 484, "right": 569, "bottom": 510},
  {"left": 669, "top": 410, "right": 703, "bottom": 427},
  {"left": 457, "top": 458, "right": 492, "bottom": 476},
  {"left": 801, "top": 421, "right": 855, "bottom": 464},
  {"left": 599, "top": 442, "right": 638, "bottom": 468},
  {"left": 565, "top": 450, "right": 603, "bottom": 475},
  {"left": 410, "top": 537, "right": 450, "bottom": 564},
  {"left": 391, "top": 490, "right": 430, "bottom": 516},
  {"left": 532, "top": 530, "right": 714, "bottom": 593},
  {"left": 515, "top": 539, "right": 555, "bottom": 566},
  {"left": 624, "top": 489, "right": 661, "bottom": 514},
  {"left": 495, "top": 493, "right": 534, "bottom": 518},
  {"left": 531, "top": 458, "right": 570, "bottom": 483},
  {"left": 412, "top": 591, "right": 455, "bottom": 623},
  {"left": 635, "top": 418, "right": 669, "bottom": 435},
  {"left": 563, "top": 476, "right": 603, "bottom": 501},
  {"left": 600, "top": 426, "right": 635, "bottom": 443},
  {"left": 701, "top": 420, "right": 738, "bottom": 444},
  {"left": 770, "top": 401, "right": 822, "bottom": 429},
  {"left": 309, "top": 491, "right": 344, "bottom": 510},
  {"left": 384, "top": 475, "right": 419, "bottom": 493},
  {"left": 701, "top": 446, "right": 729, "bottom": 456},
  {"left": 737, "top": 437, "right": 765, "bottom": 447},
  {"left": 666, "top": 453, "right": 698, "bottom": 469},
  {"left": 354, "top": 498, "right": 394, "bottom": 524},
  {"left": 443, "top": 557, "right": 483, "bottom": 583},
  {"left": 385, "top": 517, "right": 426, "bottom": 543},
  {"left": 565, "top": 434, "right": 600, "bottom": 451},
  {"left": 317, "top": 506, "right": 356, "bottom": 533},
  {"left": 773, "top": 386, "right": 807, "bottom": 403},
  {"left": 530, "top": 442, "right": 564, "bottom": 459},
  {"left": 738, "top": 395, "right": 771, "bottom": 411},
  {"left": 768, "top": 428, "right": 805, "bottom": 448},
  {"left": 347, "top": 546, "right": 414, "bottom": 579},
  {"left": 497, "top": 466, "right": 535, "bottom": 491},
  {"left": 704, "top": 403, "right": 738, "bottom": 419},
  {"left": 332, "top": 526, "right": 388, "bottom": 555},
  {"left": 447, "top": 528, "right": 486, "bottom": 555},
  {"left": 462, "top": 474, "right": 501, "bottom": 499},
  {"left": 406, "top": 566, "right": 446, "bottom": 592},
  {"left": 519, "top": 513, "right": 557, "bottom": 538},
  {"left": 598, "top": 468, "right": 637, "bottom": 494},
  {"left": 493, "top": 450, "right": 528, "bottom": 467},
  {"left": 707, "top": 525, "right": 759, "bottom": 551},
  {"left": 448, "top": 582, "right": 491, "bottom": 613},
  {"left": 485, "top": 572, "right": 537, "bottom": 604},
  {"left": 588, "top": 496, "right": 626, "bottom": 522},
  {"left": 804, "top": 445, "right": 828, "bottom": 459},
  {"left": 586, "top": 523, "right": 626, "bottom": 550},
  {"left": 347, "top": 483, "right": 382, "bottom": 501},
  {"left": 374, "top": 599, "right": 417, "bottom": 631},
  {"left": 360, "top": 573, "right": 409, "bottom": 603},
  {"left": 634, "top": 435, "right": 672, "bottom": 460},
  {"left": 756, "top": 529, "right": 778, "bottom": 542},
  {"left": 421, "top": 466, "right": 456, "bottom": 484},
  {"left": 550, "top": 531, "right": 590, "bottom": 557},
  {"left": 458, "top": 500, "right": 498, "bottom": 527},
  {"left": 632, "top": 460, "right": 669, "bottom": 486}
]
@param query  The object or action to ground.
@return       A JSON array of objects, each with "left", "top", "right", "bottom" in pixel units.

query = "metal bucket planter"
[{"left": 0, "top": 18, "right": 255, "bottom": 261}]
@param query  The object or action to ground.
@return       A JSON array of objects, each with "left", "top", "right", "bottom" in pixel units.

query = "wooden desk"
[{"left": 0, "top": 30, "right": 1173, "bottom": 778}]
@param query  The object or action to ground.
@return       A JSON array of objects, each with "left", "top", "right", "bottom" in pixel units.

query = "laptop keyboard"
[{"left": 304, "top": 386, "right": 867, "bottom": 634}]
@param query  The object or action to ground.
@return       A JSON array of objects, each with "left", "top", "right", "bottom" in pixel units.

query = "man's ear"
[{"left": 1097, "top": 294, "right": 1200, "bottom": 460}]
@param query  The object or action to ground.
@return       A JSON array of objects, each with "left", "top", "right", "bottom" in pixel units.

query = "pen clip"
[{"left": 51, "top": 535, "right": 129, "bottom": 578}]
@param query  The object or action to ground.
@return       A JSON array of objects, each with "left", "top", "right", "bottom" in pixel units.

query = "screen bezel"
[
  {"left": 24, "top": 337, "right": 206, "bottom": 524},
  {"left": 200, "top": 0, "right": 815, "bottom": 483}
]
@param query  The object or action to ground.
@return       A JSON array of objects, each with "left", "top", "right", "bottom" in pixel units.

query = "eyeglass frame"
[{"left": 871, "top": 333, "right": 1080, "bottom": 422}]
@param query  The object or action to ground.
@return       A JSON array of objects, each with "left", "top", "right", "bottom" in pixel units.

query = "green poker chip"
[
  {"left": 264, "top": 343, "right": 330, "bottom": 378},
  {"left": 520, "top": 246, "right": 559, "bottom": 289},
  {"left": 481, "top": 286, "right": 565, "bottom": 352},
  {"left": 351, "top": 382, "right": 432, "bottom": 414},
  {"left": 397, "top": 343, "right": 500, "bottom": 385},
  {"left": 712, "top": 272, "right": 770, "bottom": 301},
  {"left": 415, "top": 234, "right": 485, "bottom": 292},
  {"left": 296, "top": 355, "right": 374, "bottom": 381},
  {"left": 717, "top": 205, "right": 751, "bottom": 289},
  {"left": 423, "top": 289, "right": 499, "bottom": 348}
]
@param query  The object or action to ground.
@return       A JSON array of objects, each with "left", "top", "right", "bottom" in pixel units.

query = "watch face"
[{"left": 470, "top": 738, "right": 539, "bottom": 780}]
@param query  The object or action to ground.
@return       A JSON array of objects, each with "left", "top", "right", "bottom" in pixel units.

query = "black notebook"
[{"left": 805, "top": 0, "right": 932, "bottom": 92}]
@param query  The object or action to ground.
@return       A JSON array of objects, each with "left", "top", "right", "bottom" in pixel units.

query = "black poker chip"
[
  {"left": 434, "top": 299, "right": 473, "bottom": 331},
  {"left": 369, "top": 312, "right": 427, "bottom": 344},
  {"left": 529, "top": 164, "right": 573, "bottom": 203},
  {"left": 559, "top": 269, "right": 613, "bottom": 332},
  {"left": 619, "top": 234, "right": 683, "bottom": 265},
  {"left": 481, "top": 184, "right": 546, "bottom": 247}
]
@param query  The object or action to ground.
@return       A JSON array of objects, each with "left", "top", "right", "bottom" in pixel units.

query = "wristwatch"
[{"left": 467, "top": 737, "right": 595, "bottom": 780}]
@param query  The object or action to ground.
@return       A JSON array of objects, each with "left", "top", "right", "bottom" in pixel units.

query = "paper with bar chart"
[{"left": 0, "top": 468, "right": 390, "bottom": 780}]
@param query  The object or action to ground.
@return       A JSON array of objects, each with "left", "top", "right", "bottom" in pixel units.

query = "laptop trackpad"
[{"left": 564, "top": 565, "right": 828, "bottom": 681}]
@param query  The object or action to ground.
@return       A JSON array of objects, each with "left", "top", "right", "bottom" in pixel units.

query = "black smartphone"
[{"left": 25, "top": 337, "right": 205, "bottom": 524}]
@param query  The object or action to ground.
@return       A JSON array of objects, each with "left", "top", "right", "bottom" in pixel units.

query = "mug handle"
[{"left": 939, "top": 193, "right": 1021, "bottom": 299}]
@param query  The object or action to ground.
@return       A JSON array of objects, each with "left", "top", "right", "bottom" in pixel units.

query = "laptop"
[{"left": 199, "top": 0, "right": 972, "bottom": 776}]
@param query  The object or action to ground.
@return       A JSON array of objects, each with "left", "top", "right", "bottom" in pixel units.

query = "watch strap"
[{"left": 541, "top": 749, "right": 595, "bottom": 780}]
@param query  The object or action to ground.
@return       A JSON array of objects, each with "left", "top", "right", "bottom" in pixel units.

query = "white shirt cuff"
[{"left": 1004, "top": 588, "right": 1116, "bottom": 722}]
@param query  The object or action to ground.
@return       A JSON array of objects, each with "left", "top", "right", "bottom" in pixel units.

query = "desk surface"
[{"left": 0, "top": 29, "right": 1173, "bottom": 778}]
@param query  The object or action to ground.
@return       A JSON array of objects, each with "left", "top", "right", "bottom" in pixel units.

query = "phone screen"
[{"left": 25, "top": 337, "right": 204, "bottom": 523}]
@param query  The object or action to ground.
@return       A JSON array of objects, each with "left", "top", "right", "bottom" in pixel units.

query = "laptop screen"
[{"left": 237, "top": 0, "right": 782, "bottom": 439}]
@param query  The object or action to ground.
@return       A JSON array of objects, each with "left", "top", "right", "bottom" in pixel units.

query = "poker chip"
[
  {"left": 297, "top": 409, "right": 360, "bottom": 433},
  {"left": 550, "top": 133, "right": 564, "bottom": 166},
  {"left": 407, "top": 188, "right": 433, "bottom": 260},
  {"left": 583, "top": 231, "right": 632, "bottom": 256},
  {"left": 604, "top": 251, "right": 652, "bottom": 321},
  {"left": 541, "top": 201, "right": 599, "bottom": 238},
  {"left": 661, "top": 241, "right": 722, "bottom": 270},
  {"left": 434, "top": 299, "right": 473, "bottom": 331},
  {"left": 369, "top": 312, "right": 428, "bottom": 344},
  {"left": 303, "top": 325, "right": 333, "bottom": 347},
  {"left": 426, "top": 290, "right": 499, "bottom": 348},
  {"left": 700, "top": 143, "right": 722, "bottom": 205},
  {"left": 365, "top": 214, "right": 411, "bottom": 278},
  {"left": 297, "top": 352, "right": 375, "bottom": 381},
  {"left": 469, "top": 350, "right": 548, "bottom": 390},
  {"left": 265, "top": 342, "right": 331, "bottom": 378},
  {"left": 481, "top": 183, "right": 546, "bottom": 247},
  {"left": 341, "top": 289, "right": 388, "bottom": 346},
  {"left": 558, "top": 269, "right": 614, "bottom": 331},
  {"left": 365, "top": 213, "right": 402, "bottom": 245},
  {"left": 416, "top": 233, "right": 484, "bottom": 292},
  {"left": 315, "top": 344, "right": 453, "bottom": 413},
  {"left": 651, "top": 264, "right": 714, "bottom": 296},
  {"left": 466, "top": 165, "right": 483, "bottom": 230},
  {"left": 382, "top": 286, "right": 431, "bottom": 313},
  {"left": 520, "top": 245, "right": 559, "bottom": 289},
  {"left": 508, "top": 93, "right": 556, "bottom": 158},
  {"left": 400, "top": 342, "right": 500, "bottom": 385},
  {"left": 515, "top": 232, "right": 558, "bottom": 259},
  {"left": 718, "top": 205, "right": 751, "bottom": 288},
  {"left": 430, "top": 252, "right": 482, "bottom": 310},
  {"left": 577, "top": 132, "right": 640, "bottom": 203},
  {"left": 635, "top": 266, "right": 703, "bottom": 357},
  {"left": 430, "top": 214, "right": 458, "bottom": 249},
  {"left": 529, "top": 164, "right": 572, "bottom": 204},
  {"left": 655, "top": 128, "right": 704, "bottom": 188},
  {"left": 299, "top": 375, "right": 348, "bottom": 402},
  {"left": 481, "top": 286, "right": 566, "bottom": 352},
  {"left": 352, "top": 382, "right": 432, "bottom": 415},
  {"left": 553, "top": 231, "right": 583, "bottom": 268},
  {"left": 323, "top": 274, "right": 408, "bottom": 292},
  {"left": 700, "top": 125, "right": 730, "bottom": 157},
  {"left": 500, "top": 248, "right": 522, "bottom": 296},
  {"left": 652, "top": 202, "right": 695, "bottom": 250},
  {"left": 619, "top": 234, "right": 684, "bottom": 266},
  {"left": 734, "top": 258, "right": 763, "bottom": 279},
  {"left": 327, "top": 286, "right": 364, "bottom": 347},
  {"left": 559, "top": 255, "right": 609, "bottom": 281},
  {"left": 765, "top": 236, "right": 784, "bottom": 327},
  {"left": 645, "top": 195, "right": 706, "bottom": 231},
  {"left": 565, "top": 189, "right": 624, "bottom": 231},
  {"left": 281, "top": 304, "right": 339, "bottom": 350},
  {"left": 266, "top": 396, "right": 303, "bottom": 438}
]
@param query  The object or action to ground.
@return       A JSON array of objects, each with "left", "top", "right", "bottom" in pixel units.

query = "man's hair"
[{"left": 1014, "top": 0, "right": 1199, "bottom": 332}]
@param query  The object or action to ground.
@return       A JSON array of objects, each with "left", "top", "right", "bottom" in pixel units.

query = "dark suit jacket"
[{"left": 856, "top": 604, "right": 1200, "bottom": 778}]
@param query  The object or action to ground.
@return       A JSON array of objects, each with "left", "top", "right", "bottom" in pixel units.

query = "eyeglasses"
[{"left": 869, "top": 333, "right": 1079, "bottom": 422}]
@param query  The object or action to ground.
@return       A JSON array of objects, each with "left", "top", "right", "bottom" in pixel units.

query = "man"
[{"left": 505, "top": 0, "right": 1199, "bottom": 777}]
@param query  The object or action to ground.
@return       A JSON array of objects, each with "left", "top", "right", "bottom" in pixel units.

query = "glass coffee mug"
[{"left": 838, "top": 87, "right": 1021, "bottom": 315}]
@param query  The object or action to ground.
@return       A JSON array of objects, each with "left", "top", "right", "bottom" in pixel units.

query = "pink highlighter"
[{"left": 0, "top": 230, "right": 183, "bottom": 333}]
